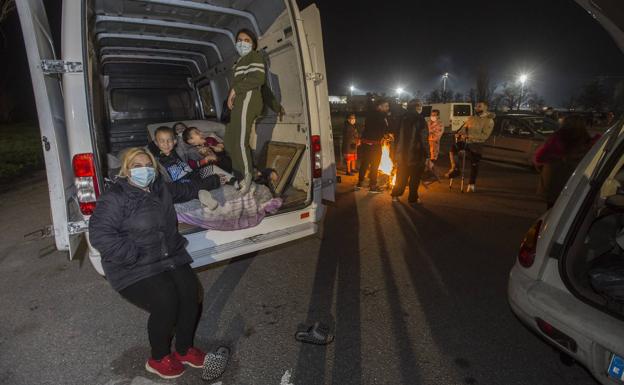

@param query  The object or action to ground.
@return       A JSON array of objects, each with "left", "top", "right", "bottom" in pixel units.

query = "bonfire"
[{"left": 377, "top": 137, "right": 396, "bottom": 189}]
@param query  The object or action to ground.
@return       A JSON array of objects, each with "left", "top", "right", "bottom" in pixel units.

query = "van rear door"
[
  {"left": 16, "top": 0, "right": 83, "bottom": 258},
  {"left": 296, "top": 3, "right": 336, "bottom": 202}
]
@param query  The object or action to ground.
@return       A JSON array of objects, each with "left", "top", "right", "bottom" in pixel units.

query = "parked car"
[
  {"left": 481, "top": 113, "right": 559, "bottom": 167},
  {"left": 16, "top": 0, "right": 336, "bottom": 274},
  {"left": 507, "top": 3, "right": 624, "bottom": 383}
]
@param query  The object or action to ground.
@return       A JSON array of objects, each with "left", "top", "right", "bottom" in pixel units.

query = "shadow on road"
[{"left": 294, "top": 188, "right": 362, "bottom": 385}]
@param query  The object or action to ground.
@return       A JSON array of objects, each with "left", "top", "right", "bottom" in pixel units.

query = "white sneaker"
[
  {"left": 466, "top": 184, "right": 476, "bottom": 193},
  {"left": 392, "top": 196, "right": 399, "bottom": 202},
  {"left": 198, "top": 190, "right": 218, "bottom": 210}
]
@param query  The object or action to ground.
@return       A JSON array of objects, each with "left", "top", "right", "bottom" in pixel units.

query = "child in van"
[
  {"left": 182, "top": 126, "right": 234, "bottom": 177},
  {"left": 148, "top": 126, "right": 195, "bottom": 183}
]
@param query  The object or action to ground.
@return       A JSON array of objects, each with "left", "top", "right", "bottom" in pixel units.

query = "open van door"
[
  {"left": 16, "top": 0, "right": 84, "bottom": 257},
  {"left": 296, "top": 3, "right": 336, "bottom": 202}
]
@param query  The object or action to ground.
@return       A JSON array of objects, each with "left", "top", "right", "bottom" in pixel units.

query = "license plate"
[{"left": 608, "top": 354, "right": 624, "bottom": 382}]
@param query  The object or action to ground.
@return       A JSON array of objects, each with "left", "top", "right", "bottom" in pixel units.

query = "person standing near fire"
[
  {"left": 428, "top": 109, "right": 444, "bottom": 162},
  {"left": 445, "top": 101, "right": 495, "bottom": 192},
  {"left": 391, "top": 100, "right": 429, "bottom": 204},
  {"left": 342, "top": 113, "right": 360, "bottom": 176},
  {"left": 356, "top": 98, "right": 390, "bottom": 193}
]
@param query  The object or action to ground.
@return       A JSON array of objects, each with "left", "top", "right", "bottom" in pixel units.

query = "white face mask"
[
  {"left": 430, "top": 116, "right": 438, "bottom": 122},
  {"left": 235, "top": 41, "right": 253, "bottom": 57},
  {"left": 416, "top": 107, "right": 423, "bottom": 114}
]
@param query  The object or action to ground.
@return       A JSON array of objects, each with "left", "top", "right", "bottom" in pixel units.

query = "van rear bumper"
[{"left": 508, "top": 265, "right": 624, "bottom": 385}]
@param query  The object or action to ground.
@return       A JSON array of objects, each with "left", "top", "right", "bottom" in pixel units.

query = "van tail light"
[
  {"left": 73, "top": 153, "right": 99, "bottom": 215},
  {"left": 311, "top": 135, "right": 322, "bottom": 178},
  {"left": 536, "top": 318, "right": 578, "bottom": 353},
  {"left": 518, "top": 219, "right": 542, "bottom": 268}
]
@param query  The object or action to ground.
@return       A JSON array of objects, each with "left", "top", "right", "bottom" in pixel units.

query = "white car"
[
  {"left": 16, "top": 0, "right": 336, "bottom": 274},
  {"left": 508, "top": 3, "right": 624, "bottom": 383}
]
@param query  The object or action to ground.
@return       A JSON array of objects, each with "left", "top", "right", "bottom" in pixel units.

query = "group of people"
[
  {"left": 342, "top": 99, "right": 493, "bottom": 204},
  {"left": 343, "top": 97, "right": 603, "bottom": 210},
  {"left": 88, "top": 28, "right": 280, "bottom": 380}
]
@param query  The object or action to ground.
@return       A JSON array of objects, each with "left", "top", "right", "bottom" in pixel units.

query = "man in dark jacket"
[
  {"left": 391, "top": 100, "right": 429, "bottom": 204},
  {"left": 357, "top": 98, "right": 390, "bottom": 193}
]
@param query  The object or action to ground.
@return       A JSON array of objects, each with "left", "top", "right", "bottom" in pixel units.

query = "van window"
[
  {"left": 198, "top": 84, "right": 218, "bottom": 119},
  {"left": 110, "top": 88, "right": 193, "bottom": 117},
  {"left": 453, "top": 104, "right": 472, "bottom": 117}
]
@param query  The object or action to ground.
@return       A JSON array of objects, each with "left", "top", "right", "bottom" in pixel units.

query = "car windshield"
[{"left": 519, "top": 116, "right": 559, "bottom": 135}]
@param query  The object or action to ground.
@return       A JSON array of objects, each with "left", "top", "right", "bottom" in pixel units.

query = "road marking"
[{"left": 280, "top": 369, "right": 295, "bottom": 385}]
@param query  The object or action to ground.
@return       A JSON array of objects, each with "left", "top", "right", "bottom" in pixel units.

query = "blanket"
[{"left": 175, "top": 184, "right": 282, "bottom": 231}]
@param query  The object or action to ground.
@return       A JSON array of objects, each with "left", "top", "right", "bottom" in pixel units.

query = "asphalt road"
[{"left": 0, "top": 160, "right": 600, "bottom": 385}]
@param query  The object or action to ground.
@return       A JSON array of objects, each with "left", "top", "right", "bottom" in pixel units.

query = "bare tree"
[{"left": 476, "top": 67, "right": 491, "bottom": 105}]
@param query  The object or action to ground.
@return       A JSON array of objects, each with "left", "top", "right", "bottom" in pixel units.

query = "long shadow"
[
  {"left": 373, "top": 209, "right": 424, "bottom": 384},
  {"left": 294, "top": 188, "right": 362, "bottom": 385},
  {"left": 196, "top": 255, "right": 254, "bottom": 342}
]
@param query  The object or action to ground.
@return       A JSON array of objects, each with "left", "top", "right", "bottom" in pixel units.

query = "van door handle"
[{"left": 42, "top": 136, "right": 51, "bottom": 152}]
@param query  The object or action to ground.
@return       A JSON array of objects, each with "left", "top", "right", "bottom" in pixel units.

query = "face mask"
[
  {"left": 430, "top": 116, "right": 438, "bottom": 122},
  {"left": 235, "top": 41, "right": 253, "bottom": 57},
  {"left": 416, "top": 107, "right": 423, "bottom": 114},
  {"left": 129, "top": 167, "right": 156, "bottom": 188}
]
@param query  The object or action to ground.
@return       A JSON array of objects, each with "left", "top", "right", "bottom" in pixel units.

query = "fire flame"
[{"left": 378, "top": 141, "right": 396, "bottom": 185}]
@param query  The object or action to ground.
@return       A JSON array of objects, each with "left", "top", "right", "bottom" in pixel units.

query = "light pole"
[
  {"left": 396, "top": 87, "right": 404, "bottom": 102},
  {"left": 349, "top": 85, "right": 355, "bottom": 97},
  {"left": 442, "top": 72, "right": 449, "bottom": 93},
  {"left": 518, "top": 74, "right": 528, "bottom": 110}
]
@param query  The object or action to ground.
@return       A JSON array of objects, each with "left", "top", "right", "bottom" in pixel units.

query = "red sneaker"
[
  {"left": 145, "top": 354, "right": 185, "bottom": 379},
  {"left": 173, "top": 347, "right": 207, "bottom": 368}
]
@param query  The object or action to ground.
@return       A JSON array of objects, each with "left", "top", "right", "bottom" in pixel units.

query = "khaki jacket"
[{"left": 460, "top": 112, "right": 496, "bottom": 143}]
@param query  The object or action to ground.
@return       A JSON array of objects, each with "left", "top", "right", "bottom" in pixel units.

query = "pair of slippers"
[
  {"left": 294, "top": 322, "right": 334, "bottom": 345},
  {"left": 201, "top": 347, "right": 230, "bottom": 382}
]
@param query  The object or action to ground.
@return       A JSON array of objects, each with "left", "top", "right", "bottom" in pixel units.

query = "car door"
[
  {"left": 295, "top": 3, "right": 336, "bottom": 202},
  {"left": 494, "top": 117, "right": 535, "bottom": 164},
  {"left": 16, "top": 0, "right": 83, "bottom": 257}
]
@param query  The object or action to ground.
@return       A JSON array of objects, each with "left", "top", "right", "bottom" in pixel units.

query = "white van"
[
  {"left": 507, "top": 2, "right": 624, "bottom": 383},
  {"left": 17, "top": 0, "right": 335, "bottom": 275},
  {"left": 422, "top": 102, "right": 473, "bottom": 132}
]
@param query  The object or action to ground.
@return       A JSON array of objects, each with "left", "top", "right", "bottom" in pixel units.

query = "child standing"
[{"left": 225, "top": 28, "right": 267, "bottom": 193}]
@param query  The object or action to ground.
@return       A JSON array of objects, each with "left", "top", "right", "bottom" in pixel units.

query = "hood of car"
[{"left": 574, "top": 0, "right": 624, "bottom": 53}]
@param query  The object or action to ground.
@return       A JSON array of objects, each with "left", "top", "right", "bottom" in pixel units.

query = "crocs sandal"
[
  {"left": 295, "top": 322, "right": 334, "bottom": 345},
  {"left": 201, "top": 346, "right": 229, "bottom": 382}
]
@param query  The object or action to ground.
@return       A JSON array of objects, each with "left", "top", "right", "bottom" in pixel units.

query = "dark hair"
[
  {"left": 374, "top": 97, "right": 388, "bottom": 107},
  {"left": 154, "top": 125, "right": 175, "bottom": 139},
  {"left": 559, "top": 115, "right": 590, "bottom": 151},
  {"left": 236, "top": 28, "right": 258, "bottom": 50},
  {"left": 477, "top": 101, "right": 489, "bottom": 108},
  {"left": 346, "top": 113, "right": 356, "bottom": 119},
  {"left": 431, "top": 109, "right": 440, "bottom": 116},
  {"left": 172, "top": 121, "right": 187, "bottom": 133},
  {"left": 182, "top": 126, "right": 201, "bottom": 144}
]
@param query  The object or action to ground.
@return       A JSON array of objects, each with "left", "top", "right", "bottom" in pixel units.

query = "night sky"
[
  {"left": 297, "top": 0, "right": 624, "bottom": 105},
  {"left": 2, "top": 0, "right": 623, "bottom": 121}
]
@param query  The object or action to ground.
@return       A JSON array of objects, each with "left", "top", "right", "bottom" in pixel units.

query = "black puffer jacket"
[
  {"left": 395, "top": 111, "right": 429, "bottom": 165},
  {"left": 89, "top": 175, "right": 219, "bottom": 291}
]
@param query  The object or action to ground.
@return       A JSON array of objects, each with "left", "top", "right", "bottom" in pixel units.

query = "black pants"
[
  {"left": 358, "top": 143, "right": 382, "bottom": 188},
  {"left": 450, "top": 141, "right": 482, "bottom": 184},
  {"left": 120, "top": 264, "right": 200, "bottom": 360},
  {"left": 391, "top": 160, "right": 425, "bottom": 202}
]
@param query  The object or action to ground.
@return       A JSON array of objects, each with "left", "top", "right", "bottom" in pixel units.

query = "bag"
[{"left": 588, "top": 252, "right": 624, "bottom": 307}]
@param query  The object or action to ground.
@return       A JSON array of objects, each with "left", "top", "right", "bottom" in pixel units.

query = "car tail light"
[
  {"left": 73, "top": 153, "right": 99, "bottom": 215},
  {"left": 311, "top": 135, "right": 322, "bottom": 178},
  {"left": 518, "top": 220, "right": 542, "bottom": 268},
  {"left": 536, "top": 318, "right": 578, "bottom": 353}
]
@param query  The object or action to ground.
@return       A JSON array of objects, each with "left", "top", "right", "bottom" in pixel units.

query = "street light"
[
  {"left": 396, "top": 87, "right": 404, "bottom": 99},
  {"left": 442, "top": 72, "right": 449, "bottom": 93},
  {"left": 518, "top": 74, "right": 528, "bottom": 110},
  {"left": 349, "top": 85, "right": 355, "bottom": 97}
]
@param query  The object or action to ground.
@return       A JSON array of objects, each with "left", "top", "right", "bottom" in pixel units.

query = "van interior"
[
  {"left": 85, "top": 0, "right": 312, "bottom": 229},
  {"left": 561, "top": 147, "right": 624, "bottom": 318}
]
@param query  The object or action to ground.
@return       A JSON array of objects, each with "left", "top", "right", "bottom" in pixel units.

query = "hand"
[
  {"left": 227, "top": 89, "right": 236, "bottom": 110},
  {"left": 204, "top": 153, "right": 217, "bottom": 163},
  {"left": 210, "top": 143, "right": 225, "bottom": 152},
  {"left": 278, "top": 107, "right": 285, "bottom": 122}
]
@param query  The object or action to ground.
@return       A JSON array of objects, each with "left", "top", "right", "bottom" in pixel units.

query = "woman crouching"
[{"left": 88, "top": 147, "right": 222, "bottom": 379}]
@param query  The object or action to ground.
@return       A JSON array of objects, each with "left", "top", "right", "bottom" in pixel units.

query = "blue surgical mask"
[
  {"left": 235, "top": 41, "right": 253, "bottom": 57},
  {"left": 129, "top": 167, "right": 156, "bottom": 188}
]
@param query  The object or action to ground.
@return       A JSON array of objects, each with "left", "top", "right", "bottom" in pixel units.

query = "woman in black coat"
[{"left": 89, "top": 147, "right": 223, "bottom": 379}]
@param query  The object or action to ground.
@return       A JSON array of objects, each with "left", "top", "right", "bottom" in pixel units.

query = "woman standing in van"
[
  {"left": 225, "top": 28, "right": 269, "bottom": 193},
  {"left": 88, "top": 147, "right": 223, "bottom": 379}
]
